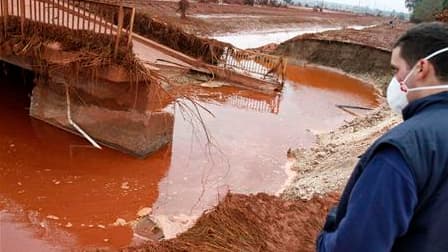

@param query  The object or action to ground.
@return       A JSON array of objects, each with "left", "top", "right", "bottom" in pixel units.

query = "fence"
[
  {"left": 220, "top": 47, "right": 287, "bottom": 86},
  {"left": 0, "top": 0, "right": 135, "bottom": 57}
]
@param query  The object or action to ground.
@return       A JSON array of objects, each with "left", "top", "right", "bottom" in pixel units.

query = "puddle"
[
  {"left": 212, "top": 25, "right": 378, "bottom": 49},
  {"left": 0, "top": 63, "right": 378, "bottom": 250}
]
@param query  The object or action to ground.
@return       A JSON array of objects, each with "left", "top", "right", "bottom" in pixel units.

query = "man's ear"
[{"left": 416, "top": 59, "right": 431, "bottom": 80}]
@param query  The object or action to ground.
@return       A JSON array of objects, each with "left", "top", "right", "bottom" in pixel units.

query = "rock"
[
  {"left": 121, "top": 182, "right": 130, "bottom": 190},
  {"left": 113, "top": 218, "right": 127, "bottom": 226},
  {"left": 137, "top": 207, "right": 152, "bottom": 217},
  {"left": 46, "top": 215, "right": 60, "bottom": 220},
  {"left": 316, "top": 152, "right": 326, "bottom": 158}
]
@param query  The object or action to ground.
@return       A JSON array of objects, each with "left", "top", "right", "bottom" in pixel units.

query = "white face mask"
[{"left": 387, "top": 47, "right": 448, "bottom": 114}]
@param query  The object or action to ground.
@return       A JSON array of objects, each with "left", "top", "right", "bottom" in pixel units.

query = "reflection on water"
[{"left": 0, "top": 63, "right": 378, "bottom": 250}]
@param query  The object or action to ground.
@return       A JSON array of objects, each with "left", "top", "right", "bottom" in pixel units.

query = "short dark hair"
[{"left": 394, "top": 22, "right": 448, "bottom": 82}]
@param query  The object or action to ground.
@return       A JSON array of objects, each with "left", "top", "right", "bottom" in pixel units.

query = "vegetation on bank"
[{"left": 406, "top": 0, "right": 448, "bottom": 22}]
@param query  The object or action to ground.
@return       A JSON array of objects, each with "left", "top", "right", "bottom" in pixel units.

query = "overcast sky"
[{"left": 327, "top": 0, "right": 408, "bottom": 12}]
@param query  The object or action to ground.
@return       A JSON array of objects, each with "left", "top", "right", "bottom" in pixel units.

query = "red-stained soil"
[{"left": 125, "top": 192, "right": 339, "bottom": 252}]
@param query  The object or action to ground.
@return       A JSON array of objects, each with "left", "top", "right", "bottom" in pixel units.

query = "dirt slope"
[{"left": 124, "top": 193, "right": 339, "bottom": 252}]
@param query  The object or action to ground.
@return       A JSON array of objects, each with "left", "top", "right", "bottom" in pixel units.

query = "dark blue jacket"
[
  {"left": 317, "top": 146, "right": 417, "bottom": 252},
  {"left": 323, "top": 91, "right": 448, "bottom": 252}
]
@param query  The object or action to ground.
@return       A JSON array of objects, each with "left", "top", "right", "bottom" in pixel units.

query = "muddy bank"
[
  {"left": 282, "top": 104, "right": 400, "bottom": 199},
  {"left": 276, "top": 40, "right": 392, "bottom": 92},
  {"left": 125, "top": 192, "right": 339, "bottom": 252},
  {"left": 275, "top": 23, "right": 413, "bottom": 93}
]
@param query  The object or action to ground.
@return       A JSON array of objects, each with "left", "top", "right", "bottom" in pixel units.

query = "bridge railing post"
[
  {"left": 127, "top": 7, "right": 135, "bottom": 49},
  {"left": 1, "top": 0, "right": 8, "bottom": 39},
  {"left": 20, "top": 0, "right": 25, "bottom": 37},
  {"left": 113, "top": 0, "right": 124, "bottom": 59}
]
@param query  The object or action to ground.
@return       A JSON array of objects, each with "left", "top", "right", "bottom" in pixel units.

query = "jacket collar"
[{"left": 402, "top": 91, "right": 448, "bottom": 120}]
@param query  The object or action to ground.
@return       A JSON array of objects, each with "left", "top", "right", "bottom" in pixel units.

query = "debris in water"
[
  {"left": 97, "top": 224, "right": 106, "bottom": 229},
  {"left": 134, "top": 217, "right": 164, "bottom": 241},
  {"left": 65, "top": 222, "right": 73, "bottom": 228},
  {"left": 137, "top": 208, "right": 152, "bottom": 217},
  {"left": 121, "top": 182, "right": 130, "bottom": 190},
  {"left": 113, "top": 218, "right": 127, "bottom": 226},
  {"left": 46, "top": 215, "right": 60, "bottom": 220}
]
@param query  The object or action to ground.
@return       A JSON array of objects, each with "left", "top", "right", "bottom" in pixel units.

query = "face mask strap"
[
  {"left": 408, "top": 84, "right": 448, "bottom": 92},
  {"left": 424, "top": 47, "right": 448, "bottom": 60}
]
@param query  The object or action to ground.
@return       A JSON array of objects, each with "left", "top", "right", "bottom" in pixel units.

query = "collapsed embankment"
[
  {"left": 275, "top": 23, "right": 413, "bottom": 94},
  {"left": 276, "top": 39, "right": 392, "bottom": 93}
]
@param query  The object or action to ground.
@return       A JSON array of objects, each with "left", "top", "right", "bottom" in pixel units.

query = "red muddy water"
[{"left": 0, "top": 63, "right": 378, "bottom": 251}]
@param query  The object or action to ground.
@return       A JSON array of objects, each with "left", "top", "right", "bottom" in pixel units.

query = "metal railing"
[
  {"left": 0, "top": 0, "right": 135, "bottom": 57},
  {"left": 220, "top": 47, "right": 287, "bottom": 85},
  {"left": 228, "top": 94, "right": 280, "bottom": 114}
]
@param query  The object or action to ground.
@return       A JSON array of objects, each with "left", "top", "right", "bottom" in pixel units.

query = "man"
[{"left": 317, "top": 22, "right": 448, "bottom": 252}]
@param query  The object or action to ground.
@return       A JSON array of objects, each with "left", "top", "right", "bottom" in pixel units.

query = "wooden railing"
[
  {"left": 0, "top": 0, "right": 135, "bottom": 57},
  {"left": 220, "top": 47, "right": 287, "bottom": 85}
]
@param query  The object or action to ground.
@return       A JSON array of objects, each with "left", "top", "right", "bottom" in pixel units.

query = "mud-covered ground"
[{"left": 122, "top": 1, "right": 386, "bottom": 36}]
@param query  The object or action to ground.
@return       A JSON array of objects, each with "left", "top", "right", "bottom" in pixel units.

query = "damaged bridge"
[{"left": 0, "top": 0, "right": 286, "bottom": 157}]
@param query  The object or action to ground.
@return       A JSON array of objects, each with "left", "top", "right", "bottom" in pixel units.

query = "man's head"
[{"left": 391, "top": 22, "right": 448, "bottom": 102}]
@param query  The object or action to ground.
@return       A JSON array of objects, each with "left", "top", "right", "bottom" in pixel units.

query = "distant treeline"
[{"left": 406, "top": 0, "right": 448, "bottom": 22}]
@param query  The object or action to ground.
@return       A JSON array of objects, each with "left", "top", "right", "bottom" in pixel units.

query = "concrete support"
[{"left": 29, "top": 76, "right": 174, "bottom": 158}]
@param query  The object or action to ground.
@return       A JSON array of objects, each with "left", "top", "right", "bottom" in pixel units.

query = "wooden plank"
[
  {"left": 71, "top": 0, "right": 74, "bottom": 29},
  {"left": 127, "top": 7, "right": 135, "bottom": 48},
  {"left": 2, "top": 0, "right": 8, "bottom": 37},
  {"left": 113, "top": 1, "right": 123, "bottom": 58},
  {"left": 20, "top": 0, "right": 25, "bottom": 35}
]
